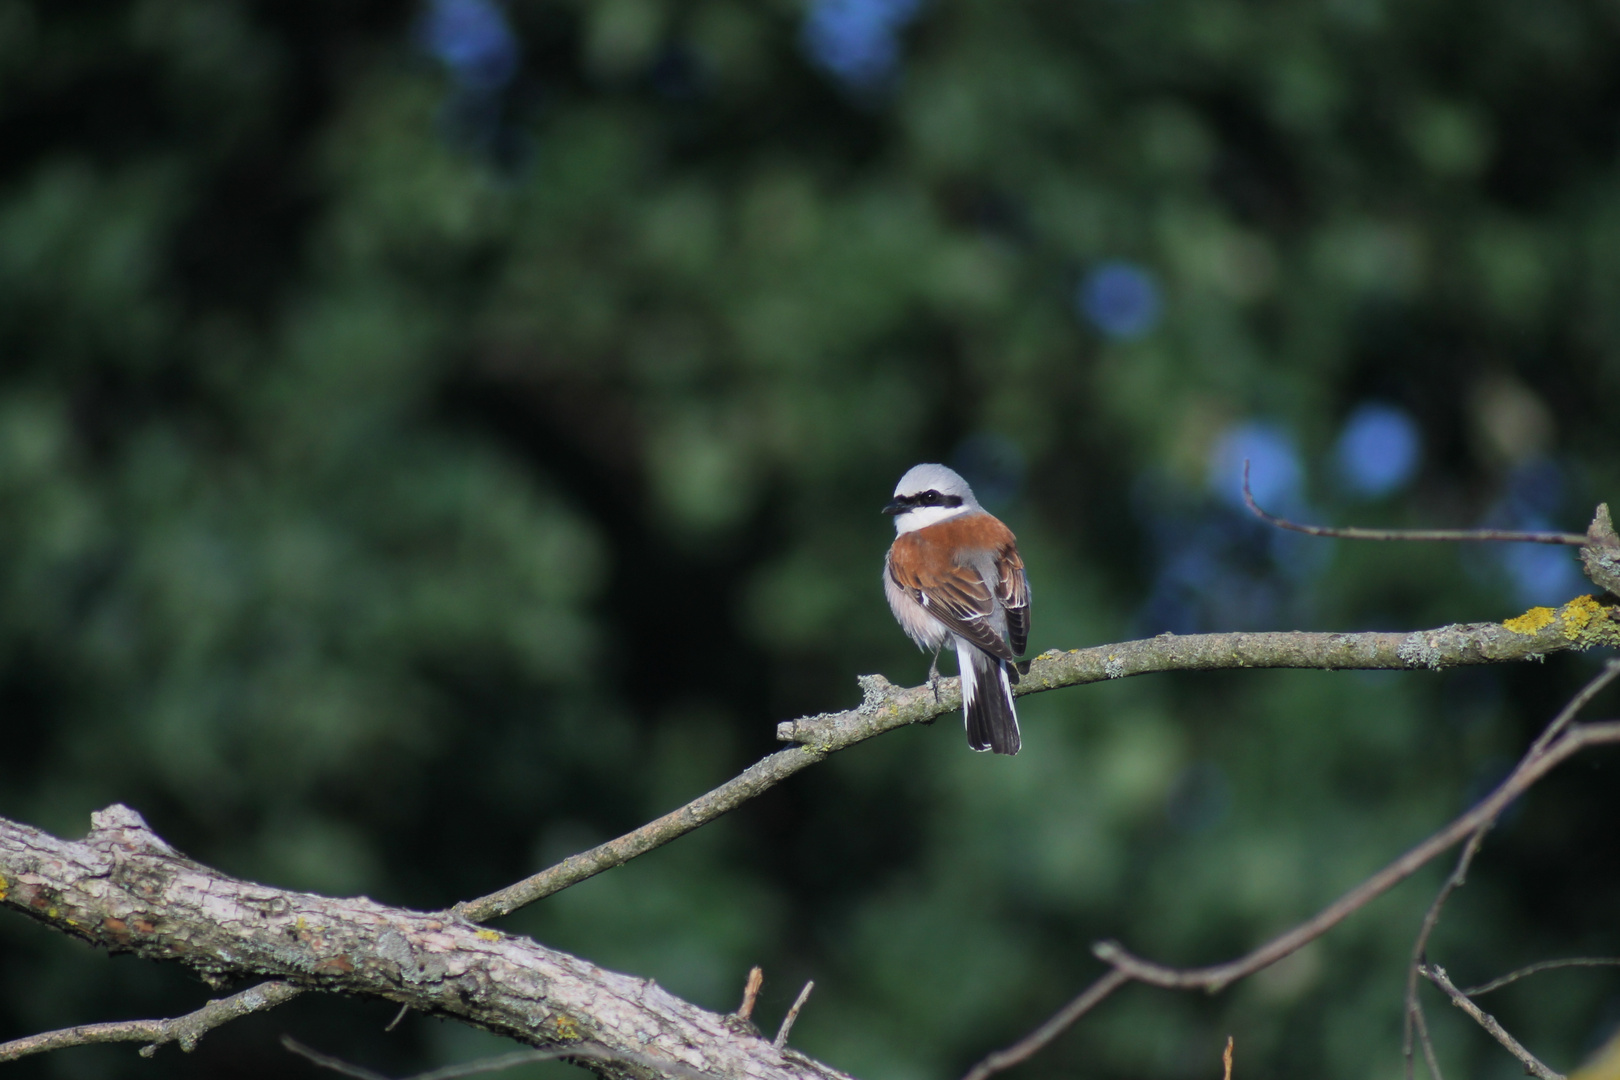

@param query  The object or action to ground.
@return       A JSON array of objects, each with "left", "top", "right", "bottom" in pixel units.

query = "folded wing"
[{"left": 888, "top": 540, "right": 1027, "bottom": 663}]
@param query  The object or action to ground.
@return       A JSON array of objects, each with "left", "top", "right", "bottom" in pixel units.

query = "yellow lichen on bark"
[
  {"left": 1503, "top": 606, "right": 1557, "bottom": 635},
  {"left": 1503, "top": 595, "right": 1619, "bottom": 647},
  {"left": 1559, "top": 594, "right": 1605, "bottom": 640}
]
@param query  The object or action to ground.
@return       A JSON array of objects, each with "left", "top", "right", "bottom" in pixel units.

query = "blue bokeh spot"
[
  {"left": 419, "top": 0, "right": 521, "bottom": 90},
  {"left": 1077, "top": 261, "right": 1163, "bottom": 340},
  {"left": 1501, "top": 541, "right": 1586, "bottom": 607},
  {"left": 1479, "top": 458, "right": 1583, "bottom": 607},
  {"left": 1130, "top": 418, "right": 1329, "bottom": 637},
  {"left": 1210, "top": 421, "right": 1302, "bottom": 510},
  {"left": 1334, "top": 402, "right": 1422, "bottom": 498},
  {"left": 803, "top": 0, "right": 923, "bottom": 92},
  {"left": 1503, "top": 457, "right": 1566, "bottom": 520}
]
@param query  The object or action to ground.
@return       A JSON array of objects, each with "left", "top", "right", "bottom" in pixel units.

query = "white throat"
[{"left": 893, "top": 505, "right": 972, "bottom": 535}]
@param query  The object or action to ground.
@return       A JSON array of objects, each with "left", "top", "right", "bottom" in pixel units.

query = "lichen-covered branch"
[
  {"left": 0, "top": 806, "right": 854, "bottom": 1080},
  {"left": 462, "top": 597, "right": 1620, "bottom": 921},
  {"left": 4, "top": 599, "right": 1616, "bottom": 1074}
]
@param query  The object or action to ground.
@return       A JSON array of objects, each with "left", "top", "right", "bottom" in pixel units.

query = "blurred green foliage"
[{"left": 2, "top": 1, "right": 1619, "bottom": 1078}]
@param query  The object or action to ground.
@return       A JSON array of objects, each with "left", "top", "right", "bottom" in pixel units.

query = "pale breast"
[{"left": 883, "top": 557, "right": 950, "bottom": 651}]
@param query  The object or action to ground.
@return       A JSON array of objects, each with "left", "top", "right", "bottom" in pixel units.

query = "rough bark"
[
  {"left": 1582, "top": 503, "right": 1620, "bottom": 598},
  {"left": 5, "top": 602, "right": 1617, "bottom": 1074},
  {"left": 0, "top": 805, "right": 854, "bottom": 1080}
]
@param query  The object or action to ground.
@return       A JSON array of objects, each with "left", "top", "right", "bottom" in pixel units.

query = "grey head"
[{"left": 882, "top": 463, "right": 981, "bottom": 533}]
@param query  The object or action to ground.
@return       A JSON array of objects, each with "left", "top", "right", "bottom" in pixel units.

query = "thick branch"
[
  {"left": 5, "top": 614, "right": 1616, "bottom": 1075},
  {"left": 464, "top": 603, "right": 1620, "bottom": 921},
  {"left": 0, "top": 806, "right": 853, "bottom": 1080}
]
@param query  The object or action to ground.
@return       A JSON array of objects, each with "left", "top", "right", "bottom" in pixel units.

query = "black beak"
[{"left": 881, "top": 499, "right": 907, "bottom": 516}]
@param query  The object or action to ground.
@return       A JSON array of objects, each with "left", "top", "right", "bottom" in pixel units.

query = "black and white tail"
[{"left": 958, "top": 641, "right": 1020, "bottom": 755}]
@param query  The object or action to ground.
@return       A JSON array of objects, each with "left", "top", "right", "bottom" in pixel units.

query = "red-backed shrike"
[{"left": 883, "top": 463, "right": 1030, "bottom": 755}]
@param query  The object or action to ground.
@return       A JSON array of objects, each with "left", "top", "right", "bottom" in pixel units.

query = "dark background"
[{"left": 2, "top": 0, "right": 1619, "bottom": 1077}]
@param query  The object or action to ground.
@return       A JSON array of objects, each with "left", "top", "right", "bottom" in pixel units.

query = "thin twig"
[
  {"left": 0, "top": 981, "right": 302, "bottom": 1063},
  {"left": 1242, "top": 461, "right": 1589, "bottom": 546},
  {"left": 456, "top": 612, "right": 1613, "bottom": 922},
  {"left": 454, "top": 743, "right": 831, "bottom": 921},
  {"left": 1405, "top": 828, "right": 1490, "bottom": 1080},
  {"left": 737, "top": 966, "right": 764, "bottom": 1021},
  {"left": 1419, "top": 965, "right": 1566, "bottom": 1080},
  {"left": 1090, "top": 721, "right": 1620, "bottom": 993},
  {"left": 1404, "top": 659, "right": 1620, "bottom": 1078},
  {"left": 1222, "top": 1036, "right": 1233, "bottom": 1080},
  {"left": 1530, "top": 658, "right": 1620, "bottom": 756},
  {"left": 1092, "top": 751, "right": 1563, "bottom": 986},
  {"left": 284, "top": 1036, "right": 391, "bottom": 1080},
  {"left": 1412, "top": 1004, "right": 1445, "bottom": 1080},
  {"left": 960, "top": 969, "right": 1130, "bottom": 1080},
  {"left": 1129, "top": 715, "right": 1620, "bottom": 992},
  {"left": 1463, "top": 957, "right": 1620, "bottom": 997},
  {"left": 959, "top": 709, "right": 1620, "bottom": 1080},
  {"left": 384, "top": 1003, "right": 411, "bottom": 1032},
  {"left": 774, "top": 981, "right": 815, "bottom": 1049},
  {"left": 283, "top": 1034, "right": 719, "bottom": 1080}
]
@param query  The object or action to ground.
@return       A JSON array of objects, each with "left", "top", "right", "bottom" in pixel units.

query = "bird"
[{"left": 882, "top": 463, "right": 1030, "bottom": 755}]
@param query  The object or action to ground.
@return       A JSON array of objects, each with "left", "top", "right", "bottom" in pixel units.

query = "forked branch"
[
  {"left": 1419, "top": 965, "right": 1564, "bottom": 1080},
  {"left": 0, "top": 982, "right": 303, "bottom": 1062},
  {"left": 0, "top": 806, "right": 857, "bottom": 1080},
  {"left": 462, "top": 605, "right": 1619, "bottom": 921},
  {"left": 960, "top": 666, "right": 1620, "bottom": 1080},
  {"left": 4, "top": 528, "right": 1619, "bottom": 1077},
  {"left": 466, "top": 481, "right": 1619, "bottom": 923},
  {"left": 1403, "top": 660, "right": 1620, "bottom": 1080}
]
